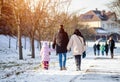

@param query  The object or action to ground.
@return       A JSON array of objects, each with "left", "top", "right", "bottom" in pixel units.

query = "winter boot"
[
  {"left": 62, "top": 67, "right": 67, "bottom": 70},
  {"left": 60, "top": 67, "right": 62, "bottom": 71},
  {"left": 76, "top": 66, "right": 81, "bottom": 71},
  {"left": 111, "top": 54, "right": 114, "bottom": 59}
]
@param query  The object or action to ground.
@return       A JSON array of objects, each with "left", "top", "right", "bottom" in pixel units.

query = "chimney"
[
  {"left": 101, "top": 10, "right": 106, "bottom": 16},
  {"left": 96, "top": 8, "right": 98, "bottom": 11}
]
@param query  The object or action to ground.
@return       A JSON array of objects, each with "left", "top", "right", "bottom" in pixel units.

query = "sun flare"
[{"left": 25, "top": 0, "right": 39, "bottom": 11}]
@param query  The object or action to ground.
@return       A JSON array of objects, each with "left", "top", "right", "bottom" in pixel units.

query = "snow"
[
  {"left": 0, "top": 35, "right": 120, "bottom": 82},
  {"left": 96, "top": 29, "right": 108, "bottom": 34}
]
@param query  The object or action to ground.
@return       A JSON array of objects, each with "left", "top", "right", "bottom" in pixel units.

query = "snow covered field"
[{"left": 0, "top": 35, "right": 120, "bottom": 82}]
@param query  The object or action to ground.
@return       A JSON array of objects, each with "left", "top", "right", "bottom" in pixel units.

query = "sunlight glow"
[{"left": 25, "top": 0, "right": 39, "bottom": 11}]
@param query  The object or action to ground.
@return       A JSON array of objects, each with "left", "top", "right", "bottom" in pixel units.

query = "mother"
[{"left": 67, "top": 29, "right": 85, "bottom": 71}]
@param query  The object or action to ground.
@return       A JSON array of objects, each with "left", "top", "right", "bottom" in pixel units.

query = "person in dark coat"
[
  {"left": 96, "top": 42, "right": 100, "bottom": 56},
  {"left": 105, "top": 41, "right": 109, "bottom": 56},
  {"left": 109, "top": 36, "right": 115, "bottom": 59},
  {"left": 93, "top": 43, "right": 97, "bottom": 56},
  {"left": 52, "top": 25, "right": 69, "bottom": 70}
]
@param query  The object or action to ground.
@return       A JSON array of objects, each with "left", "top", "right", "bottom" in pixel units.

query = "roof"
[
  {"left": 79, "top": 10, "right": 101, "bottom": 22},
  {"left": 79, "top": 9, "right": 116, "bottom": 22},
  {"left": 93, "top": 10, "right": 108, "bottom": 21}
]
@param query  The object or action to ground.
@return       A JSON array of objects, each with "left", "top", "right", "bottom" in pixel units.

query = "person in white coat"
[{"left": 67, "top": 29, "right": 85, "bottom": 71}]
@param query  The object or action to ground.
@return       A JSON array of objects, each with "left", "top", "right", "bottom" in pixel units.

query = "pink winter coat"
[{"left": 40, "top": 42, "right": 54, "bottom": 61}]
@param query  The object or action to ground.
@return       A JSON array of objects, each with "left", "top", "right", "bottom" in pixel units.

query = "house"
[{"left": 79, "top": 8, "right": 120, "bottom": 41}]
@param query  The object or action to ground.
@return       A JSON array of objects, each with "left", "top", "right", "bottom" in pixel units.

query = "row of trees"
[
  {"left": 0, "top": 0, "right": 77, "bottom": 59},
  {"left": 0, "top": 0, "right": 96, "bottom": 59}
]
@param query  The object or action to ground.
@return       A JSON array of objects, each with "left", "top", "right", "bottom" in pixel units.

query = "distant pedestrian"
[
  {"left": 96, "top": 42, "right": 100, "bottom": 56},
  {"left": 67, "top": 29, "right": 85, "bottom": 71},
  {"left": 52, "top": 25, "right": 69, "bottom": 70},
  {"left": 93, "top": 43, "right": 97, "bottom": 56},
  {"left": 40, "top": 41, "right": 54, "bottom": 70},
  {"left": 108, "top": 36, "right": 115, "bottom": 59},
  {"left": 100, "top": 43, "right": 105, "bottom": 56},
  {"left": 105, "top": 41, "right": 109, "bottom": 56}
]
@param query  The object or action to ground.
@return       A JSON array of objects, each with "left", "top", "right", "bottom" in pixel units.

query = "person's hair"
[
  {"left": 74, "top": 29, "right": 86, "bottom": 44},
  {"left": 59, "top": 25, "right": 64, "bottom": 32},
  {"left": 109, "top": 36, "right": 113, "bottom": 40},
  {"left": 60, "top": 24, "right": 63, "bottom": 28},
  {"left": 74, "top": 29, "right": 82, "bottom": 36}
]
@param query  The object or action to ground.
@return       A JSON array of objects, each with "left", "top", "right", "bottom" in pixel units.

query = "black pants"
[
  {"left": 110, "top": 47, "right": 114, "bottom": 54},
  {"left": 110, "top": 47, "right": 114, "bottom": 58},
  {"left": 94, "top": 49, "right": 96, "bottom": 55},
  {"left": 105, "top": 49, "right": 109, "bottom": 55},
  {"left": 74, "top": 55, "right": 81, "bottom": 70}
]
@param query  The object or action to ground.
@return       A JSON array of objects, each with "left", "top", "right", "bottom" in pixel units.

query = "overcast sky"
[{"left": 68, "top": 0, "right": 114, "bottom": 14}]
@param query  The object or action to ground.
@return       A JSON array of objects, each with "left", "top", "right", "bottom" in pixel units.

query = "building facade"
[{"left": 79, "top": 9, "right": 120, "bottom": 41}]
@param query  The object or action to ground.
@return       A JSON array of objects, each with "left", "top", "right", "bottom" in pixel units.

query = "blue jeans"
[{"left": 58, "top": 53, "right": 67, "bottom": 68}]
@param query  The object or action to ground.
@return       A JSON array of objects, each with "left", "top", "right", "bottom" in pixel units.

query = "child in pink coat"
[{"left": 40, "top": 41, "right": 54, "bottom": 70}]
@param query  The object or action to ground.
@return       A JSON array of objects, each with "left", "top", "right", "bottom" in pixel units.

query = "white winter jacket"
[{"left": 67, "top": 34, "right": 85, "bottom": 55}]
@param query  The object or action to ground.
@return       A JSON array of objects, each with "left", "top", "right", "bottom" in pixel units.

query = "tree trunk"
[
  {"left": 39, "top": 32, "right": 41, "bottom": 49},
  {"left": 31, "top": 36, "right": 35, "bottom": 58},
  {"left": 49, "top": 41, "right": 51, "bottom": 55},
  {"left": 12, "top": 0, "right": 23, "bottom": 59},
  {"left": 16, "top": 39, "right": 17, "bottom": 50},
  {"left": 37, "top": 41, "right": 39, "bottom": 49},
  {"left": 31, "top": 25, "right": 35, "bottom": 58},
  {"left": 9, "top": 36, "right": 11, "bottom": 48},
  {"left": 18, "top": 25, "right": 23, "bottom": 59},
  {"left": 40, "top": 41, "right": 41, "bottom": 50},
  {"left": 29, "top": 38, "right": 31, "bottom": 51},
  {"left": 24, "top": 37, "right": 26, "bottom": 50}
]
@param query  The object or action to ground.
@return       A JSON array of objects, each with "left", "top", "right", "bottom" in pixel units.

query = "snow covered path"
[
  {"left": 1, "top": 54, "right": 120, "bottom": 82},
  {"left": 71, "top": 56, "right": 120, "bottom": 82}
]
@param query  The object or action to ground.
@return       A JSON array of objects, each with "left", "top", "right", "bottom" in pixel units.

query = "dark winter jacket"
[
  {"left": 52, "top": 27, "right": 69, "bottom": 53},
  {"left": 105, "top": 43, "right": 109, "bottom": 52},
  {"left": 109, "top": 39, "right": 115, "bottom": 49},
  {"left": 96, "top": 43, "right": 100, "bottom": 50},
  {"left": 93, "top": 44, "right": 97, "bottom": 51}
]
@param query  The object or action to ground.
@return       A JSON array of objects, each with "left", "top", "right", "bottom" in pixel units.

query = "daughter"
[{"left": 40, "top": 41, "right": 54, "bottom": 70}]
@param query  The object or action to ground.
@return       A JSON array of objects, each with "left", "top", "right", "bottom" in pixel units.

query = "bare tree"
[
  {"left": 108, "top": 0, "right": 120, "bottom": 17},
  {"left": 12, "top": 0, "right": 27, "bottom": 59},
  {"left": 0, "top": 0, "right": 24, "bottom": 59},
  {"left": 35, "top": 0, "right": 73, "bottom": 46},
  {"left": 0, "top": 0, "right": 84, "bottom": 59}
]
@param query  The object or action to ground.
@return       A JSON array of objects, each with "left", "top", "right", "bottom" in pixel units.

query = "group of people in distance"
[
  {"left": 93, "top": 36, "right": 115, "bottom": 59},
  {"left": 40, "top": 25, "right": 85, "bottom": 71}
]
